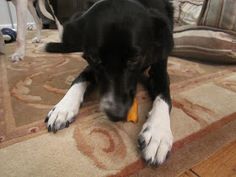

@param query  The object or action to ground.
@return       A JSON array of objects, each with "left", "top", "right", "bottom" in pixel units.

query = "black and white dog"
[{"left": 45, "top": 0, "right": 174, "bottom": 165}]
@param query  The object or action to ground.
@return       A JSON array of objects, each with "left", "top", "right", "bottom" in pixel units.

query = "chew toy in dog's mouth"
[{"left": 127, "top": 98, "right": 138, "bottom": 123}]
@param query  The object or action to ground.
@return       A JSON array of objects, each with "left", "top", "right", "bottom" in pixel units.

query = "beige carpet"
[{"left": 0, "top": 30, "right": 236, "bottom": 177}]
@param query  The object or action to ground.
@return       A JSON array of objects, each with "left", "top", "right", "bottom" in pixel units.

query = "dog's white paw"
[
  {"left": 138, "top": 96, "right": 173, "bottom": 165},
  {"left": 138, "top": 122, "right": 173, "bottom": 165},
  {"left": 45, "top": 82, "right": 88, "bottom": 133},
  {"left": 32, "top": 37, "right": 42, "bottom": 43},
  {"left": 11, "top": 52, "right": 25, "bottom": 62},
  {"left": 45, "top": 99, "right": 79, "bottom": 133}
]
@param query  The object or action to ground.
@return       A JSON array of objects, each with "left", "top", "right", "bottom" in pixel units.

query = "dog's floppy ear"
[{"left": 148, "top": 9, "right": 174, "bottom": 56}]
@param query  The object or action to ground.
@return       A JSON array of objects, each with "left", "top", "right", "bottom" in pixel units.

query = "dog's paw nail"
[
  {"left": 66, "top": 121, "right": 70, "bottom": 128},
  {"left": 138, "top": 136, "right": 146, "bottom": 150},
  {"left": 166, "top": 151, "right": 171, "bottom": 160},
  {"left": 44, "top": 117, "right": 49, "bottom": 123},
  {"left": 48, "top": 125, "right": 51, "bottom": 132},
  {"left": 52, "top": 126, "right": 57, "bottom": 133},
  {"left": 146, "top": 158, "right": 159, "bottom": 167},
  {"left": 147, "top": 158, "right": 153, "bottom": 165}
]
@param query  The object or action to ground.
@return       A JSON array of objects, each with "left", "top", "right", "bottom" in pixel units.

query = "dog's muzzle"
[{"left": 100, "top": 96, "right": 128, "bottom": 122}]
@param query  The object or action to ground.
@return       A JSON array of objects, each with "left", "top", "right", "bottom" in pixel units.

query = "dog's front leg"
[
  {"left": 28, "top": 0, "right": 42, "bottom": 43},
  {"left": 138, "top": 59, "right": 173, "bottom": 165},
  {"left": 11, "top": 0, "right": 28, "bottom": 62},
  {"left": 45, "top": 66, "right": 95, "bottom": 133}
]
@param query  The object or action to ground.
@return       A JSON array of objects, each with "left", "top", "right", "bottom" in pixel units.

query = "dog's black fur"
[{"left": 46, "top": 0, "right": 173, "bottom": 122}]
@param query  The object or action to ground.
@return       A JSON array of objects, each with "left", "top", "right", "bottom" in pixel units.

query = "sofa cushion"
[
  {"left": 174, "top": 0, "right": 204, "bottom": 26},
  {"left": 198, "top": 0, "right": 236, "bottom": 32},
  {"left": 172, "top": 25, "right": 236, "bottom": 64}
]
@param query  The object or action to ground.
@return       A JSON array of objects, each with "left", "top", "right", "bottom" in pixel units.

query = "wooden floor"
[{"left": 178, "top": 141, "right": 236, "bottom": 177}]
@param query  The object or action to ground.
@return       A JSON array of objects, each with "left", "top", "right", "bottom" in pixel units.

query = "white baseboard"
[
  {"left": 0, "top": 23, "right": 16, "bottom": 29},
  {"left": 0, "top": 22, "right": 36, "bottom": 30}
]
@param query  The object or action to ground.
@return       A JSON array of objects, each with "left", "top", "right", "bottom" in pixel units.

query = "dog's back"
[{"left": 46, "top": 0, "right": 173, "bottom": 57}]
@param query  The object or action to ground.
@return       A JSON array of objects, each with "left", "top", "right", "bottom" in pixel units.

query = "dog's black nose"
[
  {"left": 103, "top": 104, "right": 128, "bottom": 122},
  {"left": 101, "top": 100, "right": 128, "bottom": 121},
  {"left": 105, "top": 111, "right": 126, "bottom": 122}
]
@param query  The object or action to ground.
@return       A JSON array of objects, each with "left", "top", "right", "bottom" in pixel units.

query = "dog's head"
[
  {"left": 82, "top": 6, "right": 173, "bottom": 122},
  {"left": 83, "top": 43, "right": 143, "bottom": 122}
]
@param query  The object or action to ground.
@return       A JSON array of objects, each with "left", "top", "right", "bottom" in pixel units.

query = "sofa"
[{"left": 172, "top": 0, "right": 236, "bottom": 64}]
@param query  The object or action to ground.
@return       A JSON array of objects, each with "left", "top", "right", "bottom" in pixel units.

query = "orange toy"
[{"left": 127, "top": 98, "right": 138, "bottom": 123}]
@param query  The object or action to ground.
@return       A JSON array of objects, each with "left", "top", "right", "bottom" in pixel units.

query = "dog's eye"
[
  {"left": 127, "top": 58, "right": 140, "bottom": 71},
  {"left": 128, "top": 58, "right": 139, "bottom": 65}
]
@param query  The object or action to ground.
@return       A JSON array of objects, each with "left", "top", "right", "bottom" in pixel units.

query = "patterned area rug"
[{"left": 0, "top": 30, "right": 236, "bottom": 177}]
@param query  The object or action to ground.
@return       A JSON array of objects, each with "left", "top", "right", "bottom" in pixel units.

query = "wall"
[{"left": 0, "top": 1, "right": 34, "bottom": 29}]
